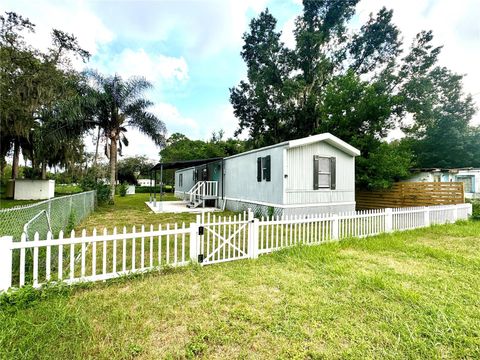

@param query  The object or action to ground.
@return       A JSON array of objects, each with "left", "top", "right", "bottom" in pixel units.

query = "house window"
[
  {"left": 257, "top": 155, "right": 271, "bottom": 182},
  {"left": 456, "top": 175, "right": 474, "bottom": 193},
  {"left": 313, "top": 156, "right": 336, "bottom": 190},
  {"left": 179, "top": 173, "right": 183, "bottom": 187}
]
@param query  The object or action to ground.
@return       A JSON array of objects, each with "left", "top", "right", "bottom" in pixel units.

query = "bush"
[
  {"left": 267, "top": 206, "right": 275, "bottom": 218},
  {"left": 470, "top": 200, "right": 480, "bottom": 220},
  {"left": 119, "top": 183, "right": 128, "bottom": 197},
  {"left": 66, "top": 210, "right": 76, "bottom": 233},
  {"left": 79, "top": 171, "right": 110, "bottom": 204},
  {"left": 135, "top": 185, "right": 173, "bottom": 193},
  {"left": 95, "top": 183, "right": 110, "bottom": 204}
]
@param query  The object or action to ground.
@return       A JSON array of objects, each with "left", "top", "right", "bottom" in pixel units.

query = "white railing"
[
  {"left": 0, "top": 203, "right": 472, "bottom": 292},
  {"left": 187, "top": 181, "right": 218, "bottom": 204}
]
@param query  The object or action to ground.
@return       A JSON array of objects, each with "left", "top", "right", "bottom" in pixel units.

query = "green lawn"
[
  {"left": 76, "top": 193, "right": 237, "bottom": 234},
  {"left": 1, "top": 220, "right": 479, "bottom": 359},
  {"left": 0, "top": 197, "right": 39, "bottom": 209},
  {"left": 0, "top": 184, "right": 82, "bottom": 209}
]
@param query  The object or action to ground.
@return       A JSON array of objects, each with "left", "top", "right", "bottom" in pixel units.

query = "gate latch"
[{"left": 198, "top": 226, "right": 204, "bottom": 235}]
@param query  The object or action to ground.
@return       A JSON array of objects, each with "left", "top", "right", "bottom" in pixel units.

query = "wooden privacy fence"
[
  {"left": 0, "top": 203, "right": 472, "bottom": 292},
  {"left": 356, "top": 182, "right": 465, "bottom": 209}
]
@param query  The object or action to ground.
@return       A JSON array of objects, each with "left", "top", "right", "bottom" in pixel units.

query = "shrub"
[
  {"left": 470, "top": 200, "right": 480, "bottom": 220},
  {"left": 119, "top": 183, "right": 128, "bottom": 197},
  {"left": 135, "top": 185, "right": 173, "bottom": 193},
  {"left": 95, "top": 183, "right": 110, "bottom": 204},
  {"left": 79, "top": 171, "right": 110, "bottom": 205},
  {"left": 267, "top": 206, "right": 275, "bottom": 218},
  {"left": 66, "top": 210, "right": 76, "bottom": 233}
]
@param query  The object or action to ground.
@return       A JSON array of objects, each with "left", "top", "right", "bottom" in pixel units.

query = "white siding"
[
  {"left": 223, "top": 146, "right": 284, "bottom": 204},
  {"left": 285, "top": 142, "right": 355, "bottom": 205},
  {"left": 174, "top": 168, "right": 195, "bottom": 193}
]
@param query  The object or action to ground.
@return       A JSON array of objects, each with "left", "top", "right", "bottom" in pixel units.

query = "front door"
[{"left": 209, "top": 162, "right": 221, "bottom": 182}]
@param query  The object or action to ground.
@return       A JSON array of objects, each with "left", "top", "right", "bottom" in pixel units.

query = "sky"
[{"left": 2, "top": 0, "right": 479, "bottom": 162}]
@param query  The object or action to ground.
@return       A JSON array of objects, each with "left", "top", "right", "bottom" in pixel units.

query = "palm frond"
[{"left": 127, "top": 111, "right": 166, "bottom": 147}]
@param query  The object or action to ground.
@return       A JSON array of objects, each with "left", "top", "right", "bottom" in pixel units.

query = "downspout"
[{"left": 222, "top": 159, "right": 225, "bottom": 200}]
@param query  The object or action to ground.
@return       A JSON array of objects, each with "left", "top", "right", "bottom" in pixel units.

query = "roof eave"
[{"left": 287, "top": 133, "right": 361, "bottom": 156}]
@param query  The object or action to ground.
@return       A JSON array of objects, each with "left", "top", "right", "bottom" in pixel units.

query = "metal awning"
[
  {"left": 149, "top": 157, "right": 223, "bottom": 204},
  {"left": 151, "top": 157, "right": 223, "bottom": 171}
]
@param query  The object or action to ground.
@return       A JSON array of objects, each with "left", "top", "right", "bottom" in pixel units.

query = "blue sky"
[{"left": 2, "top": 0, "right": 479, "bottom": 160}]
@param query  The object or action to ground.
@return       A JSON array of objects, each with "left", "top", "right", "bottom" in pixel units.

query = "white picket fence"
[{"left": 0, "top": 203, "right": 472, "bottom": 292}]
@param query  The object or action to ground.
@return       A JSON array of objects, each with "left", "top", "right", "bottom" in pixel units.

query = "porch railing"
[{"left": 188, "top": 181, "right": 218, "bottom": 204}]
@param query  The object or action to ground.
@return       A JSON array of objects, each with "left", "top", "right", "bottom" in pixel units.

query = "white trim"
[
  {"left": 288, "top": 133, "right": 360, "bottom": 156},
  {"left": 282, "top": 147, "right": 287, "bottom": 204},
  {"left": 224, "top": 132, "right": 360, "bottom": 160},
  {"left": 224, "top": 142, "right": 286, "bottom": 160},
  {"left": 223, "top": 196, "right": 355, "bottom": 209},
  {"left": 175, "top": 166, "right": 196, "bottom": 174}
]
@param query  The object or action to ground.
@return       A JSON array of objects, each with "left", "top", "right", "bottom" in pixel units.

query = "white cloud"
[
  {"left": 151, "top": 103, "right": 199, "bottom": 138},
  {"left": 280, "top": 16, "right": 297, "bottom": 49},
  {"left": 98, "top": 49, "right": 188, "bottom": 83},
  {"left": 89, "top": 0, "right": 269, "bottom": 58},
  {"left": 2, "top": 0, "right": 114, "bottom": 68}
]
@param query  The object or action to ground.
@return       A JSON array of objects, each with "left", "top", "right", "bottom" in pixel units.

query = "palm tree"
[{"left": 89, "top": 72, "right": 166, "bottom": 203}]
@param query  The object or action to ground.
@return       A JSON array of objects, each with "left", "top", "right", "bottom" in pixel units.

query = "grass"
[
  {"left": 0, "top": 184, "right": 83, "bottom": 209},
  {"left": 77, "top": 193, "right": 236, "bottom": 233},
  {"left": 1, "top": 220, "right": 480, "bottom": 359},
  {"left": 0, "top": 197, "right": 39, "bottom": 209},
  {"left": 54, "top": 184, "right": 83, "bottom": 195}
]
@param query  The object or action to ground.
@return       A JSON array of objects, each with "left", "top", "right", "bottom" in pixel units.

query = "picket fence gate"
[{"left": 0, "top": 203, "right": 472, "bottom": 292}]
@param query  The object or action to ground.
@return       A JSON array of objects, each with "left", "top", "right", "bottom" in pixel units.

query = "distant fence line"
[
  {"left": 356, "top": 182, "right": 465, "bottom": 210},
  {"left": 0, "top": 191, "right": 96, "bottom": 241}
]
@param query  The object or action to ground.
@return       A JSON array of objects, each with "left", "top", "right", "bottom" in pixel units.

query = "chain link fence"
[{"left": 0, "top": 191, "right": 96, "bottom": 241}]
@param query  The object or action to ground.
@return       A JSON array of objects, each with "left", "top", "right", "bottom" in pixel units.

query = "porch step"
[{"left": 187, "top": 200, "right": 203, "bottom": 208}]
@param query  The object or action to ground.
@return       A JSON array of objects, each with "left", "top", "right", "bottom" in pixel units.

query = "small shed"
[{"left": 14, "top": 180, "right": 55, "bottom": 200}]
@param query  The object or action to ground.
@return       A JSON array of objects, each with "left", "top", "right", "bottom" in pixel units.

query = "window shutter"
[
  {"left": 265, "top": 155, "right": 271, "bottom": 182},
  {"left": 330, "top": 157, "right": 336, "bottom": 190},
  {"left": 257, "top": 157, "right": 262, "bottom": 182},
  {"left": 313, "top": 155, "right": 319, "bottom": 189}
]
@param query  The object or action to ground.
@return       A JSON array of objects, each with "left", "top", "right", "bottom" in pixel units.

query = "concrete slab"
[{"left": 145, "top": 201, "right": 218, "bottom": 214}]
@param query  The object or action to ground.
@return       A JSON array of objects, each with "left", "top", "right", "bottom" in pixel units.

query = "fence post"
[
  {"left": 385, "top": 208, "right": 393, "bottom": 232},
  {"left": 424, "top": 206, "right": 430, "bottom": 227},
  {"left": 248, "top": 209, "right": 259, "bottom": 259},
  {"left": 331, "top": 214, "right": 339, "bottom": 240},
  {"left": 189, "top": 223, "right": 198, "bottom": 263},
  {"left": 452, "top": 205, "right": 458, "bottom": 223},
  {"left": 0, "top": 236, "right": 13, "bottom": 292},
  {"left": 467, "top": 203, "right": 473, "bottom": 217}
]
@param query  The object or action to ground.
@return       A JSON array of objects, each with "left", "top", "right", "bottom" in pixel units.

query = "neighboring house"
[
  {"left": 405, "top": 168, "right": 480, "bottom": 199},
  {"left": 168, "top": 133, "right": 360, "bottom": 216},
  {"left": 137, "top": 178, "right": 152, "bottom": 187}
]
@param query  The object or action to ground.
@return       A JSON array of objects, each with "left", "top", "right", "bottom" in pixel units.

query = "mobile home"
[{"left": 160, "top": 133, "right": 360, "bottom": 215}]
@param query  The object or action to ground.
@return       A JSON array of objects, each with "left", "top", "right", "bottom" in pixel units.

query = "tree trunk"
[
  {"left": 41, "top": 162, "right": 47, "bottom": 180},
  {"left": 93, "top": 126, "right": 101, "bottom": 166},
  {"left": 12, "top": 138, "right": 20, "bottom": 180},
  {"left": 109, "top": 138, "right": 117, "bottom": 204}
]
